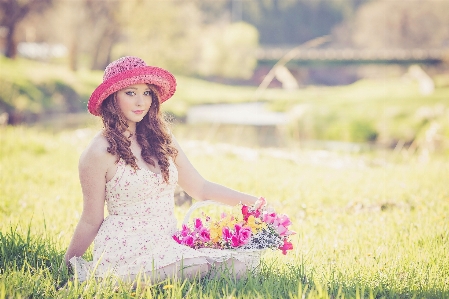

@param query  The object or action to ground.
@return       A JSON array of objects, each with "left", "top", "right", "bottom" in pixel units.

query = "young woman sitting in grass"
[{"left": 64, "top": 56, "right": 260, "bottom": 282}]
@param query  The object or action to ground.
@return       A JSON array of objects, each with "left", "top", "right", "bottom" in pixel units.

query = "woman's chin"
[{"left": 126, "top": 114, "right": 147, "bottom": 123}]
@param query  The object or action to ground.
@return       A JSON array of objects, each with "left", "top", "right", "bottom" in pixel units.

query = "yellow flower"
[
  {"left": 210, "top": 225, "right": 221, "bottom": 242},
  {"left": 163, "top": 284, "right": 174, "bottom": 290},
  {"left": 247, "top": 215, "right": 263, "bottom": 233}
]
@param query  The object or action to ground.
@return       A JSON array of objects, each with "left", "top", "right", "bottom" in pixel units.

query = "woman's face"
[{"left": 116, "top": 83, "right": 153, "bottom": 126}]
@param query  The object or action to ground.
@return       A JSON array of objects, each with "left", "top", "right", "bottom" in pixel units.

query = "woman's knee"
[
  {"left": 180, "top": 263, "right": 209, "bottom": 278},
  {"left": 160, "top": 260, "right": 209, "bottom": 279}
]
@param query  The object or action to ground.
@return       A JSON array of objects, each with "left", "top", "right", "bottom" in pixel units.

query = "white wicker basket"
[{"left": 182, "top": 200, "right": 264, "bottom": 271}]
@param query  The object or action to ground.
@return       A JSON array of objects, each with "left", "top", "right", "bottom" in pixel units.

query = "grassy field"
[{"left": 0, "top": 125, "right": 448, "bottom": 298}]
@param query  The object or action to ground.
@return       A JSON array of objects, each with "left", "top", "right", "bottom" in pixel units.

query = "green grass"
[{"left": 1, "top": 126, "right": 448, "bottom": 298}]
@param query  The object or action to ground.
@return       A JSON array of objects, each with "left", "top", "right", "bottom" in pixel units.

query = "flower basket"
[
  {"left": 182, "top": 200, "right": 264, "bottom": 270},
  {"left": 174, "top": 198, "right": 295, "bottom": 270}
]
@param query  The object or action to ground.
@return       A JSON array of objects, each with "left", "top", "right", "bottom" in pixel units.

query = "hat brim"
[{"left": 88, "top": 66, "right": 176, "bottom": 116}]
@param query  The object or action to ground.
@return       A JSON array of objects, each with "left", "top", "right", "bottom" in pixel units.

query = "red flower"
[
  {"left": 279, "top": 239, "right": 293, "bottom": 255},
  {"left": 242, "top": 205, "right": 250, "bottom": 221},
  {"left": 242, "top": 204, "right": 261, "bottom": 221}
]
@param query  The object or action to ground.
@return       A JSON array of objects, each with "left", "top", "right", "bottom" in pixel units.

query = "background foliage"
[{"left": 1, "top": 58, "right": 449, "bottom": 152}]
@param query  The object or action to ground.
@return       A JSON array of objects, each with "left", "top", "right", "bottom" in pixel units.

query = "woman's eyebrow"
[{"left": 125, "top": 87, "right": 151, "bottom": 90}]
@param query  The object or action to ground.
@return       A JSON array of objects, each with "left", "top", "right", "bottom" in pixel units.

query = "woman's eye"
[
  {"left": 144, "top": 91, "right": 152, "bottom": 96},
  {"left": 125, "top": 91, "right": 136, "bottom": 96}
]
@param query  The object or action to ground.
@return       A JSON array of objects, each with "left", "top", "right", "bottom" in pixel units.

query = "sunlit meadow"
[{"left": 0, "top": 125, "right": 448, "bottom": 298}]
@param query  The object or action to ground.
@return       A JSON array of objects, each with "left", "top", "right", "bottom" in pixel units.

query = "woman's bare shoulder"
[{"left": 79, "top": 131, "right": 115, "bottom": 169}]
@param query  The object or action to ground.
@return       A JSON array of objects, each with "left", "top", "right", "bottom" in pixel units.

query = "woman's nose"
[{"left": 136, "top": 95, "right": 144, "bottom": 105}]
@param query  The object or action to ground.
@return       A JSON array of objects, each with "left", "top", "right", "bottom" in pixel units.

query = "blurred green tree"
[
  {"left": 0, "top": 0, "right": 53, "bottom": 58},
  {"left": 83, "top": 1, "right": 122, "bottom": 70},
  {"left": 339, "top": 0, "right": 449, "bottom": 48},
  {"left": 242, "top": 0, "right": 344, "bottom": 45},
  {"left": 114, "top": 0, "right": 202, "bottom": 74},
  {"left": 23, "top": 0, "right": 122, "bottom": 71},
  {"left": 194, "top": 0, "right": 368, "bottom": 45},
  {"left": 196, "top": 0, "right": 358, "bottom": 45},
  {"left": 196, "top": 22, "right": 259, "bottom": 79}
]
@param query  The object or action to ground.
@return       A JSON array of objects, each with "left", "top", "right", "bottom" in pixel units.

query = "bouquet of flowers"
[{"left": 172, "top": 197, "right": 295, "bottom": 255}]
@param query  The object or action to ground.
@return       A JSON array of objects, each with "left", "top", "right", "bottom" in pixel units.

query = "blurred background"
[{"left": 1, "top": 0, "right": 449, "bottom": 155}]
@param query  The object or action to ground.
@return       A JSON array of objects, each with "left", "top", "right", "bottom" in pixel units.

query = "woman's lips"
[{"left": 133, "top": 110, "right": 144, "bottom": 114}]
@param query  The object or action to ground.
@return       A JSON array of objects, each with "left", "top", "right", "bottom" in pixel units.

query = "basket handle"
[{"left": 182, "top": 200, "right": 229, "bottom": 225}]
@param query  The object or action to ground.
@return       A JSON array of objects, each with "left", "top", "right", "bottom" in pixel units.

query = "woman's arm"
[
  {"left": 173, "top": 137, "right": 258, "bottom": 206},
  {"left": 64, "top": 138, "right": 112, "bottom": 265}
]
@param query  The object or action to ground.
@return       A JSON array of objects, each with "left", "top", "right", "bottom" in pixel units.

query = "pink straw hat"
[{"left": 88, "top": 56, "right": 176, "bottom": 116}]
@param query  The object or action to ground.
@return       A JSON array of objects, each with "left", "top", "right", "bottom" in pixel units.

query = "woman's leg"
[
  {"left": 153, "top": 258, "right": 210, "bottom": 281},
  {"left": 126, "top": 257, "right": 210, "bottom": 283}
]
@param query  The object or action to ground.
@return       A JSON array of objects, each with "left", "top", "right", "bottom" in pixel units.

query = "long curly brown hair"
[{"left": 99, "top": 85, "right": 178, "bottom": 183}]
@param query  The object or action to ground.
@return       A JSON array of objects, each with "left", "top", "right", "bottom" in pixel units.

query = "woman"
[{"left": 64, "top": 56, "right": 260, "bottom": 282}]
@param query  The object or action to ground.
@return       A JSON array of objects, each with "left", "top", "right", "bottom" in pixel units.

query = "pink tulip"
[
  {"left": 199, "top": 227, "right": 210, "bottom": 242},
  {"left": 263, "top": 212, "right": 277, "bottom": 224},
  {"left": 194, "top": 218, "right": 203, "bottom": 229},
  {"left": 239, "top": 227, "right": 252, "bottom": 245},
  {"left": 231, "top": 235, "right": 240, "bottom": 247},
  {"left": 278, "top": 215, "right": 292, "bottom": 227},
  {"left": 222, "top": 226, "right": 232, "bottom": 240},
  {"left": 181, "top": 224, "right": 191, "bottom": 237},
  {"left": 183, "top": 235, "right": 194, "bottom": 247},
  {"left": 172, "top": 235, "right": 181, "bottom": 244},
  {"left": 277, "top": 225, "right": 288, "bottom": 236},
  {"left": 228, "top": 225, "right": 252, "bottom": 247},
  {"left": 234, "top": 224, "right": 242, "bottom": 235}
]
